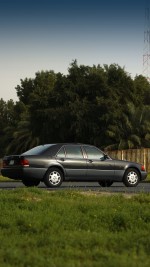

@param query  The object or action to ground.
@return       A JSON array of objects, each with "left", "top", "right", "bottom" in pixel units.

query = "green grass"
[
  {"left": 146, "top": 173, "right": 150, "bottom": 181},
  {"left": 0, "top": 176, "right": 13, "bottom": 182},
  {"left": 0, "top": 175, "right": 18, "bottom": 182},
  {"left": 0, "top": 189, "right": 150, "bottom": 267}
]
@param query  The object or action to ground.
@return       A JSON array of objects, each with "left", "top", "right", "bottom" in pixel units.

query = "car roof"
[
  {"left": 22, "top": 143, "right": 95, "bottom": 156},
  {"left": 42, "top": 143, "right": 95, "bottom": 155},
  {"left": 43, "top": 143, "right": 84, "bottom": 155}
]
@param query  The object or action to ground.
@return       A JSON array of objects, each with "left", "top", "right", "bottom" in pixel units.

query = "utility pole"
[{"left": 143, "top": 0, "right": 150, "bottom": 81}]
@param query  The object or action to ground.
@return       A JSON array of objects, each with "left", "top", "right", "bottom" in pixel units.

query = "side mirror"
[
  {"left": 104, "top": 154, "right": 109, "bottom": 160},
  {"left": 100, "top": 155, "right": 107, "bottom": 161},
  {"left": 100, "top": 154, "right": 110, "bottom": 161}
]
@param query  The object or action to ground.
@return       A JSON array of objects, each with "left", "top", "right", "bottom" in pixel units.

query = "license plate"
[{"left": 9, "top": 159, "right": 14, "bottom": 165}]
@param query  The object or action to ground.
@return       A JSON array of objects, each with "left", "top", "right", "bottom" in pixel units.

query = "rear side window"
[
  {"left": 22, "top": 145, "right": 54, "bottom": 156},
  {"left": 65, "top": 145, "right": 83, "bottom": 159},
  {"left": 57, "top": 147, "right": 66, "bottom": 158}
]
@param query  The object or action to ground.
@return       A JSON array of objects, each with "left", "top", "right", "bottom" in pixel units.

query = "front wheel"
[
  {"left": 98, "top": 180, "right": 113, "bottom": 187},
  {"left": 123, "top": 168, "right": 140, "bottom": 187},
  {"left": 22, "top": 178, "right": 40, "bottom": 187},
  {"left": 44, "top": 168, "right": 63, "bottom": 188}
]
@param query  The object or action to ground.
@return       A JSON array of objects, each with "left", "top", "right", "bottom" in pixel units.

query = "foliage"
[
  {"left": 1, "top": 61, "right": 150, "bottom": 155},
  {"left": 0, "top": 189, "right": 150, "bottom": 267},
  {"left": 106, "top": 104, "right": 150, "bottom": 150},
  {"left": 0, "top": 99, "right": 18, "bottom": 156}
]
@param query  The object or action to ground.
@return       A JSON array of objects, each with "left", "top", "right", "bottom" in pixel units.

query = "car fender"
[
  {"left": 44, "top": 160, "right": 66, "bottom": 179},
  {"left": 124, "top": 163, "right": 141, "bottom": 177},
  {"left": 114, "top": 160, "right": 141, "bottom": 181}
]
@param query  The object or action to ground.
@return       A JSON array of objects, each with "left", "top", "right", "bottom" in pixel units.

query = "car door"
[
  {"left": 83, "top": 145, "right": 115, "bottom": 180},
  {"left": 56, "top": 145, "right": 87, "bottom": 179}
]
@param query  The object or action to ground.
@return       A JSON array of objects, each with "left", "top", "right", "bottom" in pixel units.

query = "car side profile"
[{"left": 1, "top": 143, "right": 147, "bottom": 187}]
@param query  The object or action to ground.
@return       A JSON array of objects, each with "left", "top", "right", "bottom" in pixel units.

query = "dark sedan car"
[{"left": 1, "top": 143, "right": 147, "bottom": 187}]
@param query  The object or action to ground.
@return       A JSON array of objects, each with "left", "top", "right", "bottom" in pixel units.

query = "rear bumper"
[
  {"left": 1, "top": 168, "right": 23, "bottom": 180},
  {"left": 1, "top": 167, "right": 46, "bottom": 180}
]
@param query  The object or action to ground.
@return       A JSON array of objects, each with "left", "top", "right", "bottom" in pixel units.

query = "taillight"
[
  {"left": 141, "top": 165, "right": 145, "bottom": 171},
  {"left": 20, "top": 159, "right": 29, "bottom": 167}
]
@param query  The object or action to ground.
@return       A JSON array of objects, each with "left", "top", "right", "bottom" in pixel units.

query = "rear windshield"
[{"left": 22, "top": 144, "right": 54, "bottom": 156}]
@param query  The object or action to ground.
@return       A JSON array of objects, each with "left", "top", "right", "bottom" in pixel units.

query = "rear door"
[{"left": 56, "top": 145, "right": 87, "bottom": 179}]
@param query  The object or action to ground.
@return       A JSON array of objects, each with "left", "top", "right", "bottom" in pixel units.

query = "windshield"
[{"left": 22, "top": 144, "right": 54, "bottom": 156}]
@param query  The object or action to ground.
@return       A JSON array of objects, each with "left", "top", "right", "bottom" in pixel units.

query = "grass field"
[
  {"left": 0, "top": 175, "right": 14, "bottom": 182},
  {"left": 0, "top": 188, "right": 150, "bottom": 267}
]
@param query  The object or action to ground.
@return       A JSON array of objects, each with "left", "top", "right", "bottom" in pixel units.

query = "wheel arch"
[
  {"left": 123, "top": 166, "right": 141, "bottom": 181},
  {"left": 43, "top": 165, "right": 65, "bottom": 181}
]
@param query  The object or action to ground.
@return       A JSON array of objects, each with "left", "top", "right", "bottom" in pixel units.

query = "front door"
[{"left": 83, "top": 145, "right": 115, "bottom": 180}]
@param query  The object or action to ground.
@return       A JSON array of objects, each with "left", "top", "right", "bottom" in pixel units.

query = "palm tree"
[
  {"left": 105, "top": 103, "right": 150, "bottom": 150},
  {"left": 5, "top": 112, "right": 40, "bottom": 154}
]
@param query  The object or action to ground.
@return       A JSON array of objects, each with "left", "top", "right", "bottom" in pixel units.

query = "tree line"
[{"left": 1, "top": 60, "right": 150, "bottom": 157}]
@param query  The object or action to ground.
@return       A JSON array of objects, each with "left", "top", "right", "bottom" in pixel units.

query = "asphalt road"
[{"left": 0, "top": 181, "right": 150, "bottom": 193}]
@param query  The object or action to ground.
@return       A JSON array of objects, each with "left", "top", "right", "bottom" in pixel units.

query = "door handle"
[{"left": 88, "top": 159, "right": 93, "bottom": 163}]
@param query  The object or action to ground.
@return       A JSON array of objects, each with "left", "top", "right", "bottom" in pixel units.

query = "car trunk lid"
[{"left": 3, "top": 156, "right": 29, "bottom": 167}]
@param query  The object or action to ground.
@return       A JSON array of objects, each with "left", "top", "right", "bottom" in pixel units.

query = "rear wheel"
[
  {"left": 44, "top": 168, "right": 63, "bottom": 188},
  {"left": 98, "top": 180, "right": 113, "bottom": 187},
  {"left": 22, "top": 178, "right": 40, "bottom": 187},
  {"left": 123, "top": 168, "right": 140, "bottom": 187}
]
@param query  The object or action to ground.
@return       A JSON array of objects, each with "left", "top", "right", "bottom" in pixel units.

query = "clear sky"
[{"left": 0, "top": 0, "right": 145, "bottom": 101}]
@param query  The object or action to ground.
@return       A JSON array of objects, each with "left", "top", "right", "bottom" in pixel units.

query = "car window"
[
  {"left": 83, "top": 146, "right": 104, "bottom": 160},
  {"left": 22, "top": 144, "right": 54, "bottom": 155},
  {"left": 57, "top": 147, "right": 66, "bottom": 158},
  {"left": 65, "top": 145, "right": 83, "bottom": 159}
]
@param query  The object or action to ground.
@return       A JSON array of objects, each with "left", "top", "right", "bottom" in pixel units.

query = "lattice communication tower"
[{"left": 143, "top": 0, "right": 150, "bottom": 81}]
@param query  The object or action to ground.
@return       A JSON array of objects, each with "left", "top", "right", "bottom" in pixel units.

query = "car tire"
[
  {"left": 44, "top": 168, "right": 63, "bottom": 188},
  {"left": 22, "top": 178, "right": 40, "bottom": 187},
  {"left": 98, "top": 180, "right": 113, "bottom": 187},
  {"left": 123, "top": 168, "right": 140, "bottom": 187}
]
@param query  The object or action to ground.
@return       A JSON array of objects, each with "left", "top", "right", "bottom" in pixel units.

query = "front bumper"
[{"left": 141, "top": 171, "right": 147, "bottom": 181}]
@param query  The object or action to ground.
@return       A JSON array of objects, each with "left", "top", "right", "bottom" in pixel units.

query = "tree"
[
  {"left": 0, "top": 99, "right": 17, "bottom": 156},
  {"left": 134, "top": 75, "right": 150, "bottom": 105},
  {"left": 66, "top": 62, "right": 120, "bottom": 146},
  {"left": 104, "top": 64, "right": 137, "bottom": 107},
  {"left": 3, "top": 61, "right": 150, "bottom": 154},
  {"left": 105, "top": 103, "right": 150, "bottom": 150},
  {"left": 5, "top": 110, "right": 39, "bottom": 154},
  {"left": 15, "top": 78, "right": 34, "bottom": 105}
]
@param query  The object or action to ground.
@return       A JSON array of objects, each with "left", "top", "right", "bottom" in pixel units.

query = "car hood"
[{"left": 112, "top": 158, "right": 142, "bottom": 167}]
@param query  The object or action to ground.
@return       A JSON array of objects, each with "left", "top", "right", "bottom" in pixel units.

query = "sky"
[{"left": 0, "top": 0, "right": 146, "bottom": 101}]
